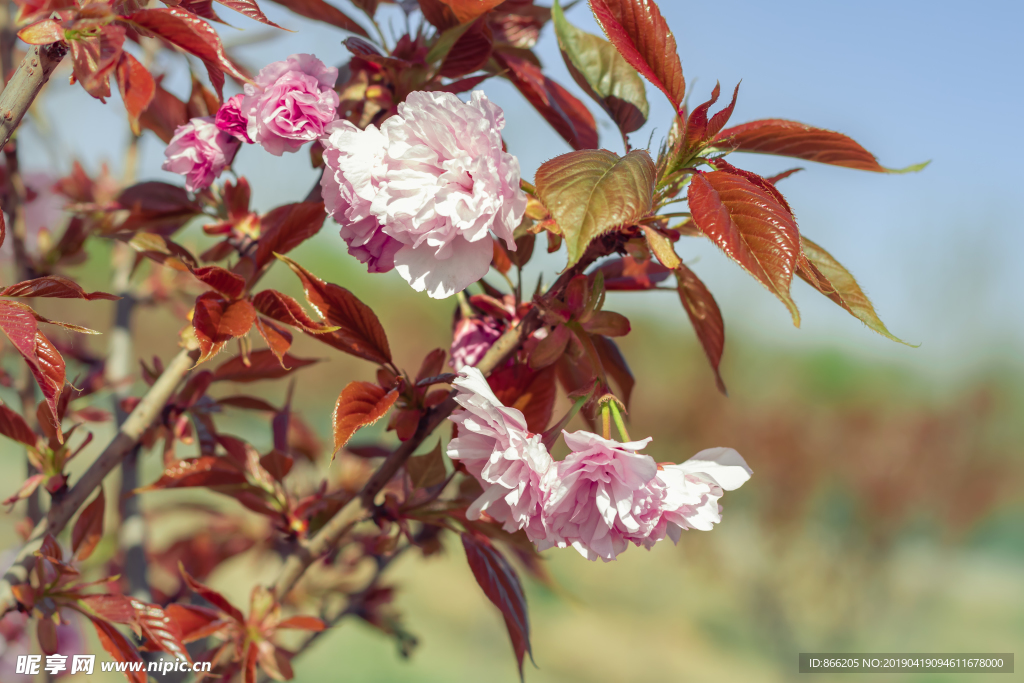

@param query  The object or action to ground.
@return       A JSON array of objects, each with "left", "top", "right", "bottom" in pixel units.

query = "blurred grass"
[{"left": 2, "top": 227, "right": 1022, "bottom": 682}]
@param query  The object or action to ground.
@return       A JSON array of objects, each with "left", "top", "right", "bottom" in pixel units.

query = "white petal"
[
  {"left": 394, "top": 235, "right": 492, "bottom": 299},
  {"left": 675, "top": 447, "right": 752, "bottom": 490}
]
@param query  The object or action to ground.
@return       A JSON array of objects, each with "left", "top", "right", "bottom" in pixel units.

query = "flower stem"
[
  {"left": 608, "top": 401, "right": 631, "bottom": 442},
  {"left": 600, "top": 402, "right": 612, "bottom": 440}
]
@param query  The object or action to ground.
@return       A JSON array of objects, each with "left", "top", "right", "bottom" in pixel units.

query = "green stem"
[
  {"left": 600, "top": 402, "right": 612, "bottom": 440},
  {"left": 608, "top": 401, "right": 631, "bottom": 442}
]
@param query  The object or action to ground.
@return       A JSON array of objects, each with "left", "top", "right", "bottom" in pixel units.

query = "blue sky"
[{"left": 18, "top": 0, "right": 1024, "bottom": 377}]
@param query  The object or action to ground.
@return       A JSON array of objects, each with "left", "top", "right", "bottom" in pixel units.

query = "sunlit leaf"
[
  {"left": 267, "top": 0, "right": 369, "bottom": 36},
  {"left": 714, "top": 118, "right": 929, "bottom": 173},
  {"left": 439, "top": 0, "right": 503, "bottom": 23},
  {"left": 192, "top": 293, "right": 256, "bottom": 363},
  {"left": 214, "top": 0, "right": 286, "bottom": 28},
  {"left": 114, "top": 52, "right": 156, "bottom": 135},
  {"left": 333, "top": 381, "right": 399, "bottom": 456},
  {"left": 590, "top": 0, "right": 684, "bottom": 109},
  {"left": 254, "top": 201, "right": 326, "bottom": 268},
  {"left": 535, "top": 148, "right": 656, "bottom": 266},
  {"left": 552, "top": 0, "right": 648, "bottom": 135},
  {"left": 191, "top": 266, "right": 247, "bottom": 299},
  {"left": 212, "top": 349, "right": 317, "bottom": 382},
  {"left": 687, "top": 170, "right": 801, "bottom": 325}
]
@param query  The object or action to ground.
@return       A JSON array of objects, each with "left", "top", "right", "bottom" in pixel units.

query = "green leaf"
[
  {"left": 797, "top": 236, "right": 912, "bottom": 345},
  {"left": 552, "top": 0, "right": 648, "bottom": 136},
  {"left": 535, "top": 149, "right": 656, "bottom": 267}
]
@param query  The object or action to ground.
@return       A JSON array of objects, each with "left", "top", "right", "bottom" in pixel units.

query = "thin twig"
[{"left": 0, "top": 346, "right": 198, "bottom": 616}]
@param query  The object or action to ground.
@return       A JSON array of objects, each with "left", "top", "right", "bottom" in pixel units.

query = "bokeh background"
[{"left": 2, "top": 0, "right": 1022, "bottom": 681}]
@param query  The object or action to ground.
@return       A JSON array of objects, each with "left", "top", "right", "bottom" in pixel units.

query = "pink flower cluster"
[
  {"left": 319, "top": 90, "right": 526, "bottom": 298},
  {"left": 448, "top": 368, "right": 752, "bottom": 561},
  {"left": 163, "top": 54, "right": 339, "bottom": 191}
]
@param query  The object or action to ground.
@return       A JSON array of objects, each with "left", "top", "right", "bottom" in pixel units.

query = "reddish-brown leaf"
[
  {"left": 117, "top": 181, "right": 203, "bottom": 233},
  {"left": 590, "top": 0, "right": 684, "bottom": 109},
  {"left": 0, "top": 275, "right": 120, "bottom": 300},
  {"left": 580, "top": 310, "right": 630, "bottom": 337},
  {"left": 439, "top": 16, "right": 493, "bottom": 78},
  {"left": 191, "top": 266, "right": 247, "bottom": 299},
  {"left": 90, "top": 618, "right": 146, "bottom": 683},
  {"left": 254, "top": 201, "right": 327, "bottom": 268},
  {"left": 277, "top": 615, "right": 327, "bottom": 631},
  {"left": 491, "top": 238, "right": 513, "bottom": 274},
  {"left": 69, "top": 24, "right": 126, "bottom": 100},
  {"left": 797, "top": 235, "right": 907, "bottom": 344},
  {"left": 166, "top": 604, "right": 227, "bottom": 643},
  {"left": 0, "top": 401, "right": 37, "bottom": 447},
  {"left": 127, "top": 7, "right": 251, "bottom": 98},
  {"left": 713, "top": 119, "right": 928, "bottom": 173},
  {"left": 254, "top": 316, "right": 293, "bottom": 364},
  {"left": 192, "top": 293, "right": 257, "bottom": 363},
  {"left": 687, "top": 170, "right": 800, "bottom": 325},
  {"left": 72, "top": 488, "right": 105, "bottom": 562},
  {"left": 461, "top": 532, "right": 531, "bottom": 676},
  {"left": 592, "top": 334, "right": 634, "bottom": 408},
  {"left": 529, "top": 323, "right": 571, "bottom": 369},
  {"left": 26, "top": 331, "right": 66, "bottom": 434},
  {"left": 333, "top": 381, "right": 399, "bottom": 455},
  {"left": 17, "top": 19, "right": 64, "bottom": 44},
  {"left": 139, "top": 456, "right": 248, "bottom": 491},
  {"left": 180, "top": 566, "right": 246, "bottom": 623},
  {"left": 277, "top": 254, "right": 392, "bottom": 364},
  {"left": 115, "top": 52, "right": 156, "bottom": 135},
  {"left": 214, "top": 0, "right": 285, "bottom": 27},
  {"left": 593, "top": 255, "right": 671, "bottom": 291},
  {"left": 252, "top": 289, "right": 336, "bottom": 333},
  {"left": 496, "top": 50, "right": 598, "bottom": 151},
  {"left": 674, "top": 264, "right": 726, "bottom": 394},
  {"left": 133, "top": 600, "right": 192, "bottom": 662},
  {"left": 266, "top": 0, "right": 369, "bottom": 36},
  {"left": 439, "top": 0, "right": 504, "bottom": 23},
  {"left": 2, "top": 474, "right": 45, "bottom": 506},
  {"left": 80, "top": 594, "right": 137, "bottom": 625},
  {"left": 138, "top": 78, "right": 189, "bottom": 144},
  {"left": 38, "top": 618, "right": 59, "bottom": 656},
  {"left": 684, "top": 82, "right": 739, "bottom": 151},
  {"left": 212, "top": 349, "right": 317, "bottom": 382}
]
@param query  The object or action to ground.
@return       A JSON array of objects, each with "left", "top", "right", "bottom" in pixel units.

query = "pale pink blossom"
[
  {"left": 320, "top": 90, "right": 526, "bottom": 298},
  {"left": 215, "top": 93, "right": 253, "bottom": 143},
  {"left": 649, "top": 448, "right": 752, "bottom": 543},
  {"left": 447, "top": 367, "right": 553, "bottom": 543},
  {"left": 243, "top": 54, "right": 339, "bottom": 156},
  {"left": 161, "top": 116, "right": 240, "bottom": 192},
  {"left": 541, "top": 431, "right": 659, "bottom": 561}
]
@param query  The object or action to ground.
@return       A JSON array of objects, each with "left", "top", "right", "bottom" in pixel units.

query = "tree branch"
[
  {"left": 0, "top": 345, "right": 198, "bottom": 616},
  {"left": 0, "top": 40, "right": 67, "bottom": 149}
]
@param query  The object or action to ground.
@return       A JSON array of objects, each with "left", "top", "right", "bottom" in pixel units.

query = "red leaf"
[
  {"left": 590, "top": 0, "right": 684, "bottom": 109},
  {"left": 687, "top": 170, "right": 801, "bottom": 325},
  {"left": 266, "top": 0, "right": 369, "bottom": 36},
  {"left": 138, "top": 78, "right": 189, "bottom": 144},
  {"left": 333, "top": 381, "right": 399, "bottom": 454},
  {"left": 439, "top": 0, "right": 504, "bottom": 23},
  {"left": 496, "top": 50, "right": 598, "bottom": 151},
  {"left": 254, "top": 316, "right": 293, "bottom": 365},
  {"left": 180, "top": 566, "right": 246, "bottom": 623},
  {"left": 166, "top": 604, "right": 227, "bottom": 643},
  {"left": 72, "top": 488, "right": 105, "bottom": 561},
  {"left": 214, "top": 0, "right": 285, "bottom": 27},
  {"left": 192, "top": 266, "right": 247, "bottom": 299},
  {"left": 276, "top": 615, "right": 326, "bottom": 631},
  {"left": 491, "top": 238, "right": 512, "bottom": 274},
  {"left": 0, "top": 401, "right": 37, "bottom": 446},
  {"left": 133, "top": 600, "right": 192, "bottom": 662},
  {"left": 26, "top": 331, "right": 66, "bottom": 434},
  {"left": 254, "top": 201, "right": 327, "bottom": 268},
  {"left": 277, "top": 254, "right": 392, "bottom": 365},
  {"left": 69, "top": 23, "right": 126, "bottom": 100},
  {"left": 138, "top": 456, "right": 248, "bottom": 491},
  {"left": 0, "top": 295, "right": 41, "bottom": 361},
  {"left": 127, "top": 7, "right": 250, "bottom": 99},
  {"left": 529, "top": 323, "right": 570, "bottom": 369},
  {"left": 461, "top": 532, "right": 531, "bottom": 676},
  {"left": 81, "top": 594, "right": 137, "bottom": 625},
  {"left": 115, "top": 52, "right": 156, "bottom": 135},
  {"left": 580, "top": 310, "right": 630, "bottom": 337},
  {"left": 439, "top": 16, "right": 493, "bottom": 78},
  {"left": 713, "top": 118, "right": 928, "bottom": 173},
  {"left": 684, "top": 82, "right": 739, "bottom": 151},
  {"left": 192, "top": 293, "right": 257, "bottom": 363},
  {"left": 90, "top": 618, "right": 146, "bottom": 683},
  {"left": 252, "top": 289, "right": 335, "bottom": 333},
  {"left": 592, "top": 333, "right": 634, "bottom": 407},
  {"left": 2, "top": 473, "right": 45, "bottom": 506},
  {"left": 212, "top": 349, "right": 317, "bottom": 382},
  {"left": 674, "top": 264, "right": 726, "bottom": 394},
  {"left": 0, "top": 275, "right": 120, "bottom": 300},
  {"left": 38, "top": 618, "right": 59, "bottom": 656},
  {"left": 593, "top": 255, "right": 671, "bottom": 291},
  {"left": 17, "top": 19, "right": 64, "bottom": 44},
  {"left": 118, "top": 181, "right": 203, "bottom": 233}
]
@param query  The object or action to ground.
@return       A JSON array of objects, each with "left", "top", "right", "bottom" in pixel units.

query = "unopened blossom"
[
  {"left": 320, "top": 90, "right": 527, "bottom": 298},
  {"left": 243, "top": 54, "right": 339, "bottom": 156},
  {"left": 450, "top": 316, "right": 504, "bottom": 370},
  {"left": 162, "top": 116, "right": 240, "bottom": 192},
  {"left": 447, "top": 367, "right": 552, "bottom": 543},
  {"left": 541, "top": 431, "right": 659, "bottom": 561},
  {"left": 215, "top": 93, "right": 253, "bottom": 143}
]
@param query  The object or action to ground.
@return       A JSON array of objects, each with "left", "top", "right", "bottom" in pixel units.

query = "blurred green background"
[{"left": 3, "top": 0, "right": 1024, "bottom": 681}]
